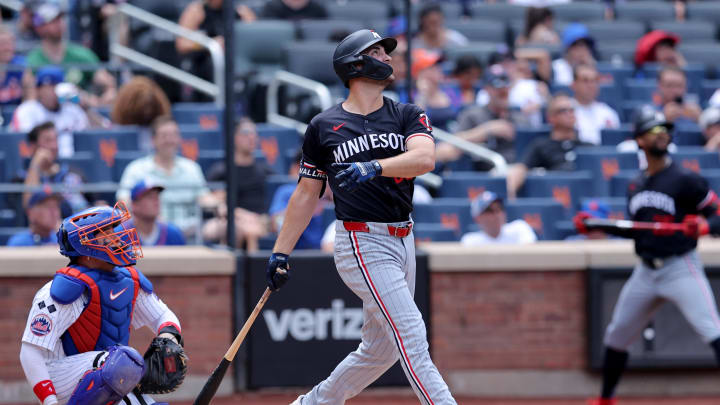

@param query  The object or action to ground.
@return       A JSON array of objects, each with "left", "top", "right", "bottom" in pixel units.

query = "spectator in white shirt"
[
  {"left": 413, "top": 3, "right": 468, "bottom": 53},
  {"left": 572, "top": 64, "right": 620, "bottom": 145},
  {"left": 700, "top": 107, "right": 720, "bottom": 152},
  {"left": 461, "top": 191, "right": 537, "bottom": 245},
  {"left": 11, "top": 65, "right": 89, "bottom": 157},
  {"left": 552, "top": 23, "right": 596, "bottom": 86}
]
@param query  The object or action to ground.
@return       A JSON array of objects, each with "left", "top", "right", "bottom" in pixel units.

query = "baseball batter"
[
  {"left": 19, "top": 202, "right": 184, "bottom": 405},
  {"left": 264, "top": 29, "right": 456, "bottom": 405},
  {"left": 577, "top": 107, "right": 720, "bottom": 405}
]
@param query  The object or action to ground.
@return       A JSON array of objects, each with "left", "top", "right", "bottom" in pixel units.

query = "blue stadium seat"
[
  {"left": 321, "top": 205, "right": 335, "bottom": 231},
  {"left": 440, "top": 154, "right": 475, "bottom": 172},
  {"left": 625, "top": 79, "right": 656, "bottom": 102},
  {"left": 256, "top": 124, "right": 302, "bottom": 175},
  {"left": 519, "top": 171, "right": 594, "bottom": 214},
  {"left": 0, "top": 208, "right": 18, "bottom": 227},
  {"left": 650, "top": 21, "right": 716, "bottom": 43},
  {"left": 2, "top": 104, "right": 17, "bottom": 125},
  {"left": 673, "top": 122, "right": 705, "bottom": 146},
  {"left": 0, "top": 132, "right": 31, "bottom": 181},
  {"left": 59, "top": 151, "right": 112, "bottom": 183},
  {"left": 73, "top": 128, "right": 140, "bottom": 154},
  {"left": 196, "top": 150, "right": 225, "bottom": 175},
  {"left": 610, "top": 170, "right": 638, "bottom": 197},
  {"left": 326, "top": 1, "right": 389, "bottom": 22},
  {"left": 615, "top": 2, "right": 675, "bottom": 22},
  {"left": 596, "top": 42, "right": 636, "bottom": 64},
  {"left": 601, "top": 124, "right": 634, "bottom": 146},
  {"left": 575, "top": 148, "right": 639, "bottom": 196},
  {"left": 443, "top": 42, "right": 498, "bottom": 65},
  {"left": 701, "top": 80, "right": 720, "bottom": 107},
  {"left": 297, "top": 19, "right": 365, "bottom": 42},
  {"left": 413, "top": 223, "right": 459, "bottom": 243},
  {"left": 702, "top": 169, "right": 720, "bottom": 193},
  {"left": 678, "top": 43, "right": 720, "bottom": 68},
  {"left": 687, "top": 2, "right": 720, "bottom": 23},
  {"left": 585, "top": 21, "right": 646, "bottom": 43},
  {"left": 412, "top": 198, "right": 473, "bottom": 237},
  {"left": 550, "top": 2, "right": 605, "bottom": 21},
  {"left": 515, "top": 126, "right": 550, "bottom": 162},
  {"left": 0, "top": 227, "right": 27, "bottom": 246},
  {"left": 171, "top": 103, "right": 223, "bottom": 129},
  {"left": 179, "top": 126, "right": 223, "bottom": 153},
  {"left": 284, "top": 41, "right": 339, "bottom": 86},
  {"left": 234, "top": 20, "right": 296, "bottom": 76},
  {"left": 445, "top": 20, "right": 506, "bottom": 43},
  {"left": 469, "top": 3, "right": 526, "bottom": 22},
  {"left": 505, "top": 197, "right": 566, "bottom": 240},
  {"left": 672, "top": 147, "right": 720, "bottom": 172},
  {"left": 596, "top": 63, "right": 634, "bottom": 90},
  {"left": 438, "top": 172, "right": 507, "bottom": 199}
]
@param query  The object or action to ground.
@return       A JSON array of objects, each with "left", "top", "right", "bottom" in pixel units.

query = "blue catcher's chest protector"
[{"left": 50, "top": 265, "right": 153, "bottom": 355}]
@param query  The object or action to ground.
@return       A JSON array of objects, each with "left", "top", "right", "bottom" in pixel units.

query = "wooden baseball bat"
[
  {"left": 583, "top": 218, "right": 687, "bottom": 232},
  {"left": 193, "top": 287, "right": 272, "bottom": 405}
]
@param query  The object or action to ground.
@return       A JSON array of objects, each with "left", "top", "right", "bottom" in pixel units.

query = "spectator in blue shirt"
[
  {"left": 128, "top": 178, "right": 186, "bottom": 246},
  {"left": 7, "top": 187, "right": 61, "bottom": 246},
  {"left": 269, "top": 150, "right": 332, "bottom": 249},
  {"left": 0, "top": 24, "right": 32, "bottom": 105}
]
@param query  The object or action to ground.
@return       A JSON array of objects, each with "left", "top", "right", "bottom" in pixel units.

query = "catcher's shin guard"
[{"left": 67, "top": 345, "right": 144, "bottom": 405}]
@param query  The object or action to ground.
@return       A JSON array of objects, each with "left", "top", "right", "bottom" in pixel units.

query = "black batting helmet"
[
  {"left": 633, "top": 104, "right": 674, "bottom": 138},
  {"left": 333, "top": 29, "right": 397, "bottom": 88}
]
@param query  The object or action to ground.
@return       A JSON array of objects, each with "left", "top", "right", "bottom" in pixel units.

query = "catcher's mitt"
[{"left": 136, "top": 337, "right": 188, "bottom": 394}]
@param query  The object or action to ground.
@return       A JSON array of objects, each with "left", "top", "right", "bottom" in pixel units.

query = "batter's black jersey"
[
  {"left": 299, "top": 97, "right": 434, "bottom": 222},
  {"left": 627, "top": 161, "right": 717, "bottom": 260}
]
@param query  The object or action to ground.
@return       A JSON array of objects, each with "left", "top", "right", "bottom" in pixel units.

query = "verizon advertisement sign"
[{"left": 243, "top": 251, "right": 430, "bottom": 388}]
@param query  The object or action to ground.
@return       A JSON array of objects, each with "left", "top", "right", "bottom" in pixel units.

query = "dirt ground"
[{"left": 172, "top": 389, "right": 720, "bottom": 405}]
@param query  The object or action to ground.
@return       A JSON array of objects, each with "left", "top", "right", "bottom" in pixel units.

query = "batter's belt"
[{"left": 342, "top": 220, "right": 413, "bottom": 237}]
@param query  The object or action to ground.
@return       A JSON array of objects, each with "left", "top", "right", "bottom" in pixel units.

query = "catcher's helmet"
[
  {"left": 633, "top": 104, "right": 674, "bottom": 138},
  {"left": 333, "top": 29, "right": 397, "bottom": 88},
  {"left": 58, "top": 201, "right": 143, "bottom": 266}
]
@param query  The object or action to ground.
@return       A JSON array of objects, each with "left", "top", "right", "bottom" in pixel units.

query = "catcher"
[{"left": 19, "top": 202, "right": 187, "bottom": 405}]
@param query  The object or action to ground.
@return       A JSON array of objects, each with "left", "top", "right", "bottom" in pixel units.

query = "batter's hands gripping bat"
[
  {"left": 192, "top": 285, "right": 274, "bottom": 405},
  {"left": 577, "top": 216, "right": 709, "bottom": 238}
]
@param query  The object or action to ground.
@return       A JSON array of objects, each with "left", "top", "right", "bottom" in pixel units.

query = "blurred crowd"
[{"left": 2, "top": 0, "right": 720, "bottom": 249}]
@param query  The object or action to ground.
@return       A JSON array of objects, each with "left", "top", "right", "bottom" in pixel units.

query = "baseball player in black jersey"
[
  {"left": 576, "top": 106, "right": 720, "bottom": 405},
  {"left": 265, "top": 29, "right": 456, "bottom": 405}
]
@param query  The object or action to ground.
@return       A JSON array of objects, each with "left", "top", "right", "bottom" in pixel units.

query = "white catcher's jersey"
[{"left": 22, "top": 280, "right": 175, "bottom": 358}]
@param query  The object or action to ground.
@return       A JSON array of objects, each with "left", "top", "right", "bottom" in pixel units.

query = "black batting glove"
[
  {"left": 266, "top": 253, "right": 290, "bottom": 291},
  {"left": 331, "top": 160, "right": 382, "bottom": 192}
]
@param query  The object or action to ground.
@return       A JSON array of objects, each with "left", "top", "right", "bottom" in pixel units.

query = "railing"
[
  {"left": 108, "top": 2, "right": 225, "bottom": 105},
  {"left": 266, "top": 70, "right": 507, "bottom": 183},
  {"left": 266, "top": 70, "right": 334, "bottom": 134}
]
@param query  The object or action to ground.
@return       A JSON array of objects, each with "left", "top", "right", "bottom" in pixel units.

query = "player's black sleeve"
[
  {"left": 402, "top": 104, "right": 434, "bottom": 144},
  {"left": 683, "top": 173, "right": 720, "bottom": 235},
  {"left": 299, "top": 120, "right": 327, "bottom": 197}
]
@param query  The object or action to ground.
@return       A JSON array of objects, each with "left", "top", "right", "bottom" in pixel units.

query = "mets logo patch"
[{"left": 30, "top": 313, "right": 53, "bottom": 336}]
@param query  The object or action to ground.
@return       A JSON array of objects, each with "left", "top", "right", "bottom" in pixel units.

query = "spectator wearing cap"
[
  {"left": 14, "top": 121, "right": 87, "bottom": 217},
  {"left": 572, "top": 64, "right": 620, "bottom": 145},
  {"left": 451, "top": 54, "right": 483, "bottom": 107},
  {"left": 461, "top": 191, "right": 536, "bottom": 246},
  {"left": 0, "top": 24, "right": 33, "bottom": 105},
  {"left": 128, "top": 179, "right": 186, "bottom": 246},
  {"left": 439, "top": 64, "right": 534, "bottom": 169},
  {"left": 413, "top": 3, "right": 468, "bottom": 53},
  {"left": 552, "top": 23, "right": 596, "bottom": 86},
  {"left": 652, "top": 66, "right": 701, "bottom": 125},
  {"left": 26, "top": 1, "right": 101, "bottom": 89},
  {"left": 507, "top": 93, "right": 592, "bottom": 199},
  {"left": 635, "top": 30, "right": 686, "bottom": 74},
  {"left": 6, "top": 187, "right": 62, "bottom": 246},
  {"left": 117, "top": 116, "right": 210, "bottom": 237},
  {"left": 701, "top": 107, "right": 720, "bottom": 152},
  {"left": 10, "top": 65, "right": 89, "bottom": 157},
  {"left": 411, "top": 48, "right": 462, "bottom": 130}
]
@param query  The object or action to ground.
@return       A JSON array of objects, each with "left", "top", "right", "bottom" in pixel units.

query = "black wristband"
[
  {"left": 371, "top": 160, "right": 382, "bottom": 176},
  {"left": 158, "top": 325, "right": 184, "bottom": 347}
]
